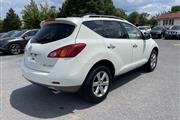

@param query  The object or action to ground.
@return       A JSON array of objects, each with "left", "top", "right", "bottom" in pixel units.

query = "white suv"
[{"left": 21, "top": 15, "right": 159, "bottom": 103}]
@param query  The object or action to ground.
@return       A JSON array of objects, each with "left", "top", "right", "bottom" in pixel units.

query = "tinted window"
[
  {"left": 1, "top": 30, "right": 19, "bottom": 38},
  {"left": 122, "top": 23, "right": 142, "bottom": 39},
  {"left": 171, "top": 25, "right": 180, "bottom": 30},
  {"left": 103, "top": 21, "right": 126, "bottom": 39},
  {"left": 138, "top": 27, "right": 146, "bottom": 30},
  {"left": 83, "top": 21, "right": 104, "bottom": 37},
  {"left": 83, "top": 20, "right": 127, "bottom": 39},
  {"left": 25, "top": 30, "right": 38, "bottom": 37},
  {"left": 31, "top": 23, "right": 75, "bottom": 44},
  {"left": 152, "top": 26, "right": 163, "bottom": 31},
  {"left": 11, "top": 30, "right": 27, "bottom": 37}
]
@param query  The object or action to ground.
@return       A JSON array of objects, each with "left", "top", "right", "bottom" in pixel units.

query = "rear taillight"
[{"left": 48, "top": 43, "right": 86, "bottom": 58}]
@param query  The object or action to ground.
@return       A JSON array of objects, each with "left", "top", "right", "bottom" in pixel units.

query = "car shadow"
[
  {"left": 163, "top": 38, "right": 180, "bottom": 40},
  {"left": 0, "top": 52, "right": 13, "bottom": 56},
  {"left": 10, "top": 68, "right": 144, "bottom": 118},
  {"left": 0, "top": 52, "right": 7, "bottom": 56}
]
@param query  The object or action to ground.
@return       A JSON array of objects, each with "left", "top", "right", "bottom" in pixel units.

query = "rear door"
[
  {"left": 102, "top": 20, "right": 133, "bottom": 74},
  {"left": 25, "top": 22, "right": 77, "bottom": 72},
  {"left": 122, "top": 22, "right": 146, "bottom": 66}
]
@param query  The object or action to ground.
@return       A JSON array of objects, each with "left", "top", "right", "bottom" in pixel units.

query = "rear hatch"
[{"left": 24, "top": 19, "right": 80, "bottom": 72}]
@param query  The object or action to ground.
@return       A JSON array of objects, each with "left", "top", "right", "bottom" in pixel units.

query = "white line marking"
[{"left": 174, "top": 44, "right": 180, "bottom": 47}]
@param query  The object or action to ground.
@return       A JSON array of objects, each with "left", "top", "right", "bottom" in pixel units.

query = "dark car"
[
  {"left": 0, "top": 30, "right": 20, "bottom": 39},
  {"left": 0, "top": 32, "right": 5, "bottom": 37},
  {"left": 0, "top": 29, "right": 39, "bottom": 55},
  {"left": 150, "top": 26, "right": 166, "bottom": 39},
  {"left": 165, "top": 25, "right": 180, "bottom": 39}
]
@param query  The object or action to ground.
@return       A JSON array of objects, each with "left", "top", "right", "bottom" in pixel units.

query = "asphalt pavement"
[{"left": 0, "top": 39, "right": 179, "bottom": 120}]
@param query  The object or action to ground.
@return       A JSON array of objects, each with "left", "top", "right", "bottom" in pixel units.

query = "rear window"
[
  {"left": 31, "top": 23, "right": 75, "bottom": 44},
  {"left": 171, "top": 25, "right": 180, "bottom": 30},
  {"left": 83, "top": 20, "right": 127, "bottom": 39}
]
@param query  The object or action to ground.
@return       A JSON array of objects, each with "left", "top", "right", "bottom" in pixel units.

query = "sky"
[{"left": 0, "top": 0, "right": 180, "bottom": 18}]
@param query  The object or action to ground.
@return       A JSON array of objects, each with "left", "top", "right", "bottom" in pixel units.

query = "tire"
[
  {"left": 144, "top": 49, "right": 158, "bottom": 72},
  {"left": 8, "top": 43, "right": 22, "bottom": 55},
  {"left": 80, "top": 65, "right": 112, "bottom": 103}
]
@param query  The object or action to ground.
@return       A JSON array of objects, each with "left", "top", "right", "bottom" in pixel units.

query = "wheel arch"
[
  {"left": 7, "top": 42, "right": 23, "bottom": 54},
  {"left": 84, "top": 59, "right": 115, "bottom": 81},
  {"left": 7, "top": 42, "right": 23, "bottom": 50},
  {"left": 153, "top": 47, "right": 159, "bottom": 55}
]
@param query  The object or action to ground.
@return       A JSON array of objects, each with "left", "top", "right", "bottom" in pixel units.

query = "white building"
[{"left": 157, "top": 12, "right": 180, "bottom": 27}]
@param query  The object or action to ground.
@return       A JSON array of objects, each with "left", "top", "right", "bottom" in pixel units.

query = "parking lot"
[{"left": 0, "top": 39, "right": 179, "bottom": 120}]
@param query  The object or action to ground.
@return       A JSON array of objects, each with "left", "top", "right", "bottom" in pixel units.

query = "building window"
[
  {"left": 163, "top": 19, "right": 174, "bottom": 26},
  {"left": 169, "top": 19, "right": 171, "bottom": 25},
  {"left": 169, "top": 19, "right": 174, "bottom": 25},
  {"left": 171, "top": 19, "right": 174, "bottom": 25},
  {"left": 165, "top": 20, "right": 168, "bottom": 25},
  {"left": 163, "top": 20, "right": 165, "bottom": 25}
]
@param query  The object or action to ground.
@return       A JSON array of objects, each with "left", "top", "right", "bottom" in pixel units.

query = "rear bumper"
[
  {"left": 165, "top": 34, "right": 180, "bottom": 39},
  {"left": 21, "top": 59, "right": 91, "bottom": 92},
  {"left": 27, "top": 79, "right": 80, "bottom": 92},
  {"left": 0, "top": 45, "right": 8, "bottom": 52},
  {"left": 151, "top": 33, "right": 162, "bottom": 38}
]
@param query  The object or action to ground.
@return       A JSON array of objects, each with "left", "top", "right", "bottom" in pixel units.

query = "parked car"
[
  {"left": 138, "top": 26, "right": 151, "bottom": 34},
  {"left": 0, "top": 30, "right": 20, "bottom": 39},
  {"left": 150, "top": 26, "right": 166, "bottom": 39},
  {"left": 0, "top": 32, "right": 5, "bottom": 37},
  {"left": 21, "top": 15, "right": 159, "bottom": 103},
  {"left": 0, "top": 29, "right": 39, "bottom": 55},
  {"left": 165, "top": 25, "right": 180, "bottom": 39}
]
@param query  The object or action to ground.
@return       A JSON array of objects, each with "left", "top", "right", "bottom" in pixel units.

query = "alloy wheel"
[
  {"left": 9, "top": 44, "right": 21, "bottom": 55},
  {"left": 150, "top": 52, "right": 157, "bottom": 69},
  {"left": 92, "top": 71, "right": 109, "bottom": 97}
]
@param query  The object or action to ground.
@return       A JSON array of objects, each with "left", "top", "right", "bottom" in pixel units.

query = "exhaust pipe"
[{"left": 49, "top": 87, "right": 61, "bottom": 94}]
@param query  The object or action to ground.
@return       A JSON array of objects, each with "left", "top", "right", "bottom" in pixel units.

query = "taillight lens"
[{"left": 48, "top": 43, "right": 86, "bottom": 58}]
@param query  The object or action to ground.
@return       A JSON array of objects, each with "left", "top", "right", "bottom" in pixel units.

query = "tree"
[
  {"left": 0, "top": 19, "right": 3, "bottom": 32},
  {"left": 139, "top": 13, "right": 150, "bottom": 25},
  {"left": 148, "top": 16, "right": 157, "bottom": 27},
  {"left": 22, "top": 0, "right": 57, "bottom": 29},
  {"left": 128, "top": 11, "right": 140, "bottom": 25},
  {"left": 115, "top": 8, "right": 127, "bottom": 19},
  {"left": 58, "top": 0, "right": 117, "bottom": 17},
  {"left": 3, "top": 8, "right": 21, "bottom": 31},
  {"left": 171, "top": 6, "right": 180, "bottom": 12}
]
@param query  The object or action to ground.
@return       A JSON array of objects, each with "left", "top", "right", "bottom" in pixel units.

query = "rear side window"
[
  {"left": 83, "top": 20, "right": 127, "bottom": 39},
  {"left": 31, "top": 23, "right": 75, "bottom": 44},
  {"left": 83, "top": 21, "right": 104, "bottom": 37}
]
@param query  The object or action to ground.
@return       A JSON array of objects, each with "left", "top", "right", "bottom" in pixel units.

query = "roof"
[
  {"left": 40, "top": 16, "right": 129, "bottom": 27},
  {"left": 157, "top": 12, "right": 180, "bottom": 20}
]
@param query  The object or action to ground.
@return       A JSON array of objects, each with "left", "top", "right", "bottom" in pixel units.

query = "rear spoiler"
[{"left": 40, "top": 18, "right": 77, "bottom": 27}]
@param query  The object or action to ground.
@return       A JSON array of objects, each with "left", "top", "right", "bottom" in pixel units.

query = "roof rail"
[{"left": 83, "top": 14, "right": 124, "bottom": 20}]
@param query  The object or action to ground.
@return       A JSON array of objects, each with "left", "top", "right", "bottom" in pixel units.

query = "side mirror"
[
  {"left": 143, "top": 32, "right": 151, "bottom": 40},
  {"left": 22, "top": 35, "right": 28, "bottom": 39}
]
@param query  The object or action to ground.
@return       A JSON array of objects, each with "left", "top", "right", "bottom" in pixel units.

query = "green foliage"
[
  {"left": 128, "top": 11, "right": 140, "bottom": 25},
  {"left": 115, "top": 8, "right": 127, "bottom": 19},
  {"left": 3, "top": 8, "right": 21, "bottom": 32},
  {"left": 58, "top": 0, "right": 117, "bottom": 17},
  {"left": 0, "top": 19, "right": 3, "bottom": 32},
  {"left": 139, "top": 13, "right": 150, "bottom": 25},
  {"left": 148, "top": 17, "right": 157, "bottom": 27},
  {"left": 128, "top": 11, "right": 157, "bottom": 26},
  {"left": 171, "top": 6, "right": 180, "bottom": 12},
  {"left": 22, "top": 0, "right": 57, "bottom": 29}
]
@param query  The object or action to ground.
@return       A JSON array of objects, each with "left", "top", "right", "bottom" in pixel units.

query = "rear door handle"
[
  {"left": 107, "top": 44, "right": 116, "bottom": 49},
  {"left": 133, "top": 44, "right": 138, "bottom": 48}
]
